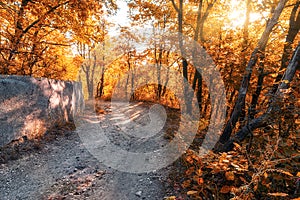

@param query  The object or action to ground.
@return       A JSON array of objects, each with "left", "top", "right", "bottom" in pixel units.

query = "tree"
[
  {"left": 217, "top": 0, "right": 289, "bottom": 146},
  {"left": 219, "top": 41, "right": 300, "bottom": 152},
  {"left": 0, "top": 0, "right": 116, "bottom": 78},
  {"left": 272, "top": 1, "right": 300, "bottom": 92}
]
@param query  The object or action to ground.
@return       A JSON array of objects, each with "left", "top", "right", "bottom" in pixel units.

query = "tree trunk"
[
  {"left": 162, "top": 53, "right": 171, "bottom": 97},
  {"left": 97, "top": 67, "right": 105, "bottom": 98},
  {"left": 154, "top": 41, "right": 163, "bottom": 101},
  {"left": 238, "top": 0, "right": 251, "bottom": 124},
  {"left": 217, "top": 42, "right": 300, "bottom": 152},
  {"left": 249, "top": 54, "right": 265, "bottom": 119},
  {"left": 272, "top": 1, "right": 300, "bottom": 93},
  {"left": 131, "top": 67, "right": 135, "bottom": 101},
  {"left": 125, "top": 52, "right": 131, "bottom": 100},
  {"left": 218, "top": 0, "right": 288, "bottom": 144},
  {"left": 171, "top": 0, "right": 192, "bottom": 114}
]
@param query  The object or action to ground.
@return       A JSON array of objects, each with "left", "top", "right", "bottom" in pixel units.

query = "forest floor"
[
  {"left": 1, "top": 100, "right": 298, "bottom": 200},
  {"left": 0, "top": 100, "right": 183, "bottom": 200}
]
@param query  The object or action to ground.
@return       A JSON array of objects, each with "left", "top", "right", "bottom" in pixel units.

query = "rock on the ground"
[
  {"left": 135, "top": 190, "right": 142, "bottom": 197},
  {"left": 0, "top": 75, "right": 84, "bottom": 147}
]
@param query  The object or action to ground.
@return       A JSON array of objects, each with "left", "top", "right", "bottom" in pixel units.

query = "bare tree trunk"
[
  {"left": 157, "top": 50, "right": 163, "bottom": 101},
  {"left": 154, "top": 39, "right": 163, "bottom": 101},
  {"left": 171, "top": 0, "right": 192, "bottom": 114},
  {"left": 218, "top": 0, "right": 288, "bottom": 144},
  {"left": 82, "top": 65, "right": 91, "bottom": 99},
  {"left": 249, "top": 54, "right": 265, "bottom": 119},
  {"left": 192, "top": 0, "right": 203, "bottom": 111},
  {"left": 97, "top": 67, "right": 105, "bottom": 98},
  {"left": 238, "top": 0, "right": 251, "bottom": 124},
  {"left": 131, "top": 66, "right": 135, "bottom": 101},
  {"left": 96, "top": 39, "right": 107, "bottom": 98},
  {"left": 90, "top": 53, "right": 96, "bottom": 99},
  {"left": 162, "top": 51, "right": 171, "bottom": 97},
  {"left": 125, "top": 51, "right": 131, "bottom": 100}
]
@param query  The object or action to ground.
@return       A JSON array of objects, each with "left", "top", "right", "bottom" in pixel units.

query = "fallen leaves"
[
  {"left": 267, "top": 192, "right": 289, "bottom": 197},
  {"left": 164, "top": 196, "right": 176, "bottom": 200},
  {"left": 225, "top": 171, "right": 235, "bottom": 181},
  {"left": 187, "top": 190, "right": 198, "bottom": 195},
  {"left": 220, "top": 185, "right": 234, "bottom": 194}
]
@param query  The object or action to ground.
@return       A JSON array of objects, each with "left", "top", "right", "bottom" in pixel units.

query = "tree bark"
[
  {"left": 218, "top": 0, "right": 288, "bottom": 144},
  {"left": 272, "top": 1, "right": 300, "bottom": 93},
  {"left": 96, "top": 40, "right": 106, "bottom": 98},
  {"left": 238, "top": 0, "right": 251, "bottom": 124},
  {"left": 97, "top": 67, "right": 105, "bottom": 98},
  {"left": 217, "top": 42, "right": 300, "bottom": 152},
  {"left": 171, "top": 0, "right": 192, "bottom": 114},
  {"left": 249, "top": 54, "right": 265, "bottom": 119}
]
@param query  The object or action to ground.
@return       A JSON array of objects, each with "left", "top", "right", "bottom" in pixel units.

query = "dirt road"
[{"left": 0, "top": 101, "right": 178, "bottom": 200}]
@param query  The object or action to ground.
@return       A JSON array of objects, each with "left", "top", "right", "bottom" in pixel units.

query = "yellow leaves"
[
  {"left": 270, "top": 73, "right": 278, "bottom": 78},
  {"left": 0, "top": 0, "right": 109, "bottom": 78},
  {"left": 73, "top": 55, "right": 84, "bottom": 66},
  {"left": 282, "top": 80, "right": 290, "bottom": 84},
  {"left": 297, "top": 172, "right": 300, "bottom": 177}
]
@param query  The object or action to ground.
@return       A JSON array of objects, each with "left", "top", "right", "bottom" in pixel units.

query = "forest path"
[{"left": 0, "top": 101, "right": 178, "bottom": 200}]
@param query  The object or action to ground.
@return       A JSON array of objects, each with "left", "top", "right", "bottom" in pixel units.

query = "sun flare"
[{"left": 227, "top": 0, "right": 265, "bottom": 29}]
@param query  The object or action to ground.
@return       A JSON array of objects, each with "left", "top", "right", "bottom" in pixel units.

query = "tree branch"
[
  {"left": 23, "top": 1, "right": 71, "bottom": 34},
  {"left": 217, "top": 42, "right": 300, "bottom": 152},
  {"left": 218, "top": 0, "right": 288, "bottom": 144},
  {"left": 170, "top": 0, "right": 180, "bottom": 13}
]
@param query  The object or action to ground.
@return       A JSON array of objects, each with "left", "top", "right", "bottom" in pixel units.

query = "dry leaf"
[
  {"left": 277, "top": 169, "right": 293, "bottom": 177},
  {"left": 186, "top": 167, "right": 195, "bottom": 176},
  {"left": 181, "top": 180, "right": 191, "bottom": 188},
  {"left": 225, "top": 171, "right": 235, "bottom": 181},
  {"left": 187, "top": 190, "right": 198, "bottom": 195},
  {"left": 239, "top": 176, "right": 247, "bottom": 183},
  {"left": 264, "top": 172, "right": 268, "bottom": 179},
  {"left": 220, "top": 185, "right": 232, "bottom": 193},
  {"left": 196, "top": 169, "right": 203, "bottom": 176},
  {"left": 164, "top": 196, "right": 176, "bottom": 200},
  {"left": 231, "top": 163, "right": 240, "bottom": 169},
  {"left": 267, "top": 192, "right": 288, "bottom": 197},
  {"left": 198, "top": 178, "right": 204, "bottom": 185}
]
